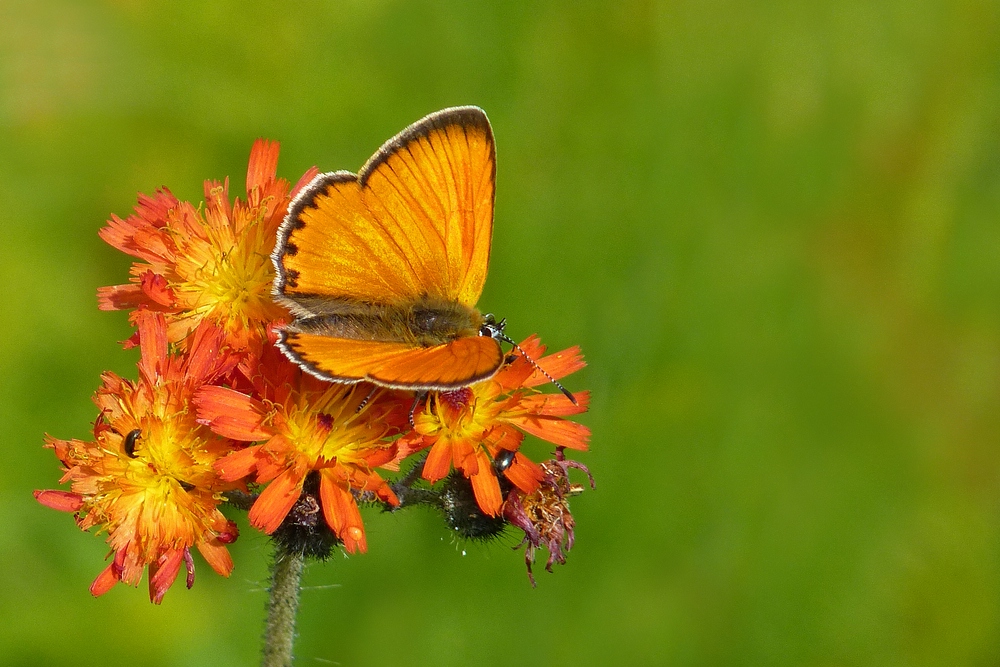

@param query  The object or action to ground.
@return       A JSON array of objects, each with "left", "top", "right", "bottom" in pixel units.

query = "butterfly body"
[
  {"left": 283, "top": 296, "right": 487, "bottom": 348},
  {"left": 272, "top": 106, "right": 504, "bottom": 391}
]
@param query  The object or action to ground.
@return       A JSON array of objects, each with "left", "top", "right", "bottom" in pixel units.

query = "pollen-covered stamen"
[
  {"left": 172, "top": 217, "right": 278, "bottom": 332},
  {"left": 316, "top": 412, "right": 334, "bottom": 434}
]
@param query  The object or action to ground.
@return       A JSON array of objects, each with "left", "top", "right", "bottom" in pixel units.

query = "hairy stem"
[{"left": 261, "top": 546, "right": 305, "bottom": 667}]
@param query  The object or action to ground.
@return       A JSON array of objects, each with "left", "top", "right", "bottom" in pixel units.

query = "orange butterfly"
[{"left": 271, "top": 106, "right": 510, "bottom": 391}]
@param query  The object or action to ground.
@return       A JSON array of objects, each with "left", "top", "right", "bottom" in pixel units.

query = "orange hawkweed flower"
[
  {"left": 399, "top": 336, "right": 590, "bottom": 517},
  {"left": 97, "top": 140, "right": 318, "bottom": 366},
  {"left": 195, "top": 348, "right": 404, "bottom": 554},
  {"left": 34, "top": 312, "right": 241, "bottom": 604}
]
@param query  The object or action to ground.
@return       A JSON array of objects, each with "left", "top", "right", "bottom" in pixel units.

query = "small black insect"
[
  {"left": 123, "top": 429, "right": 142, "bottom": 458},
  {"left": 493, "top": 449, "right": 516, "bottom": 473}
]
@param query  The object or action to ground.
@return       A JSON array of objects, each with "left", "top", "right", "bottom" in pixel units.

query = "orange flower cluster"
[{"left": 36, "top": 141, "right": 591, "bottom": 603}]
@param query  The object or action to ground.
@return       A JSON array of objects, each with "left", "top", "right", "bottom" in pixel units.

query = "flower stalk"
[{"left": 262, "top": 545, "right": 305, "bottom": 667}]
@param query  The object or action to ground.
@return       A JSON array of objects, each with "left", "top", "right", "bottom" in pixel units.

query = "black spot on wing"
[{"left": 271, "top": 170, "right": 358, "bottom": 295}]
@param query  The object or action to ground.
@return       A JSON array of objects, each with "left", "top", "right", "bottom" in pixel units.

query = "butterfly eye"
[
  {"left": 123, "top": 429, "right": 142, "bottom": 458},
  {"left": 480, "top": 314, "right": 505, "bottom": 339}
]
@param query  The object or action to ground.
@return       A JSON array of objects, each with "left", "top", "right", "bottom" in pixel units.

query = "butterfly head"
[
  {"left": 479, "top": 314, "right": 577, "bottom": 406},
  {"left": 480, "top": 313, "right": 506, "bottom": 340}
]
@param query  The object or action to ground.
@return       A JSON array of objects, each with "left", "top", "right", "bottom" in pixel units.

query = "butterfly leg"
[
  {"left": 408, "top": 392, "right": 426, "bottom": 429},
  {"left": 355, "top": 383, "right": 379, "bottom": 413}
]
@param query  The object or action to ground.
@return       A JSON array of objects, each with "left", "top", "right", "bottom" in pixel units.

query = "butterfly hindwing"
[{"left": 279, "top": 331, "right": 504, "bottom": 390}]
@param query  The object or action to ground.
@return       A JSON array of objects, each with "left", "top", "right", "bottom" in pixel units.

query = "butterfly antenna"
[{"left": 496, "top": 331, "right": 577, "bottom": 405}]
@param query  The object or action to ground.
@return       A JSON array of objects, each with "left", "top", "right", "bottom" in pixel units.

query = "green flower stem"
[{"left": 261, "top": 546, "right": 305, "bottom": 667}]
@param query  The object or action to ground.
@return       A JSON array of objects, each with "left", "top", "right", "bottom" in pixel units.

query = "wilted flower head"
[
  {"left": 503, "top": 451, "right": 595, "bottom": 587},
  {"left": 35, "top": 312, "right": 240, "bottom": 603}
]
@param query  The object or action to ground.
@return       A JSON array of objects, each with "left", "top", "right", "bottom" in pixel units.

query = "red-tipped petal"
[
  {"left": 148, "top": 549, "right": 183, "bottom": 604},
  {"left": 90, "top": 562, "right": 120, "bottom": 597},
  {"left": 34, "top": 489, "right": 83, "bottom": 512},
  {"left": 319, "top": 471, "right": 367, "bottom": 554}
]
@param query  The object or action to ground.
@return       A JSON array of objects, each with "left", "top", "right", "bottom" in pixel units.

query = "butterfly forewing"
[{"left": 275, "top": 107, "right": 495, "bottom": 310}]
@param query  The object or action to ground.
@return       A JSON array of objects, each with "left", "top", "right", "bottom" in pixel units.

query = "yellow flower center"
[
  {"left": 282, "top": 387, "right": 389, "bottom": 468},
  {"left": 423, "top": 385, "right": 502, "bottom": 445},
  {"left": 169, "top": 201, "right": 283, "bottom": 336}
]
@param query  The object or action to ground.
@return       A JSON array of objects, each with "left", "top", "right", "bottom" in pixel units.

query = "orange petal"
[
  {"left": 247, "top": 139, "right": 280, "bottom": 193},
  {"left": 525, "top": 345, "right": 586, "bottom": 385},
  {"left": 135, "top": 310, "right": 168, "bottom": 381},
  {"left": 504, "top": 453, "right": 544, "bottom": 494},
  {"left": 148, "top": 549, "right": 184, "bottom": 604},
  {"left": 517, "top": 335, "right": 545, "bottom": 360},
  {"left": 422, "top": 441, "right": 453, "bottom": 483},
  {"left": 33, "top": 489, "right": 83, "bottom": 512},
  {"left": 98, "top": 189, "right": 178, "bottom": 262},
  {"left": 215, "top": 444, "right": 263, "bottom": 481},
  {"left": 469, "top": 452, "right": 502, "bottom": 516},
  {"left": 453, "top": 438, "right": 479, "bottom": 475},
  {"left": 508, "top": 415, "right": 591, "bottom": 450},
  {"left": 197, "top": 540, "right": 234, "bottom": 578},
  {"left": 140, "top": 271, "right": 174, "bottom": 307},
  {"left": 195, "top": 386, "right": 272, "bottom": 441},
  {"left": 97, "top": 283, "right": 146, "bottom": 311},
  {"left": 363, "top": 443, "right": 398, "bottom": 469},
  {"left": 515, "top": 390, "right": 590, "bottom": 417},
  {"left": 319, "top": 471, "right": 367, "bottom": 554},
  {"left": 249, "top": 469, "right": 303, "bottom": 533},
  {"left": 482, "top": 424, "right": 524, "bottom": 451},
  {"left": 89, "top": 562, "right": 120, "bottom": 598},
  {"left": 290, "top": 166, "right": 321, "bottom": 198}
]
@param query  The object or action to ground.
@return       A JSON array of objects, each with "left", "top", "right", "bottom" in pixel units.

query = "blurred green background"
[{"left": 2, "top": 1, "right": 1000, "bottom": 665}]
